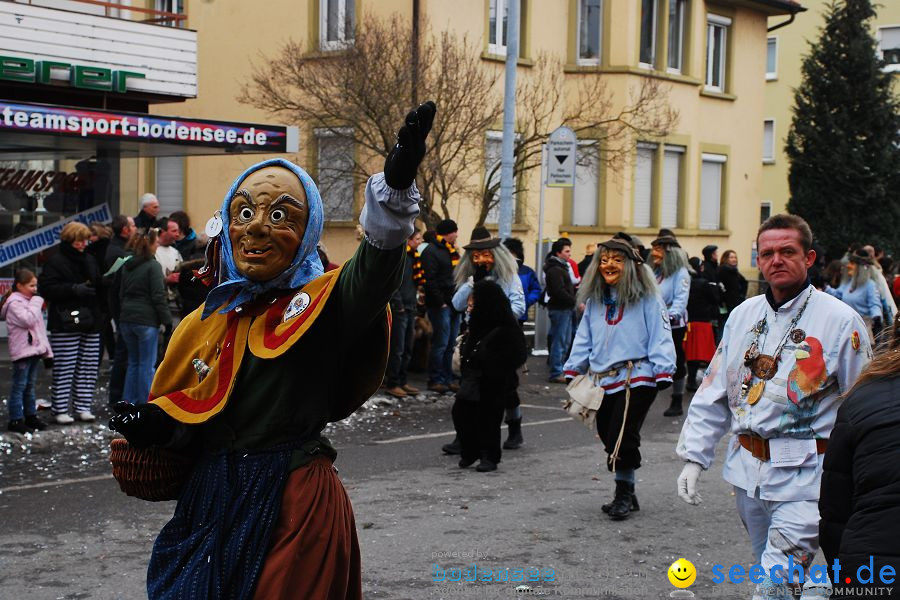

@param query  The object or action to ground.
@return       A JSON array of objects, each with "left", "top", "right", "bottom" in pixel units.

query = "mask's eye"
[
  {"left": 270, "top": 208, "right": 287, "bottom": 224},
  {"left": 238, "top": 206, "right": 255, "bottom": 223}
]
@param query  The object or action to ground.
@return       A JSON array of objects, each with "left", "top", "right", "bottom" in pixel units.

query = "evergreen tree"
[{"left": 786, "top": 0, "right": 900, "bottom": 259}]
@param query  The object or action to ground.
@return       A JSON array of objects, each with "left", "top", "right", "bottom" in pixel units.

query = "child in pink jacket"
[{"left": 1, "top": 269, "right": 53, "bottom": 433}]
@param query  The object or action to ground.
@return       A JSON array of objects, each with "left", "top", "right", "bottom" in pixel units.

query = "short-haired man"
[
  {"left": 155, "top": 218, "right": 184, "bottom": 318},
  {"left": 676, "top": 214, "right": 872, "bottom": 599},
  {"left": 421, "top": 219, "right": 460, "bottom": 393},
  {"left": 544, "top": 238, "right": 576, "bottom": 383},
  {"left": 104, "top": 214, "right": 136, "bottom": 271},
  {"left": 134, "top": 193, "right": 160, "bottom": 230}
]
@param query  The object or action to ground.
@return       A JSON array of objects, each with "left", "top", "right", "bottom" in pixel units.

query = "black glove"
[
  {"left": 873, "top": 317, "right": 883, "bottom": 332},
  {"left": 383, "top": 101, "right": 436, "bottom": 190},
  {"left": 657, "top": 380, "right": 672, "bottom": 391},
  {"left": 72, "top": 283, "right": 96, "bottom": 298},
  {"left": 109, "top": 401, "right": 177, "bottom": 449},
  {"left": 43, "top": 357, "right": 54, "bottom": 370}
]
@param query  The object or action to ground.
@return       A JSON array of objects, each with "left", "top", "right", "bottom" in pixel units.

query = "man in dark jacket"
[
  {"left": 384, "top": 229, "right": 424, "bottom": 398},
  {"left": 104, "top": 214, "right": 136, "bottom": 272},
  {"left": 544, "top": 238, "right": 576, "bottom": 383},
  {"left": 700, "top": 244, "right": 719, "bottom": 284},
  {"left": 421, "top": 219, "right": 460, "bottom": 393},
  {"left": 134, "top": 193, "right": 160, "bottom": 231}
]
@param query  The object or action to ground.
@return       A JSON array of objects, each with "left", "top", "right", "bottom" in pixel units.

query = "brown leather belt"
[{"left": 738, "top": 433, "right": 827, "bottom": 462}]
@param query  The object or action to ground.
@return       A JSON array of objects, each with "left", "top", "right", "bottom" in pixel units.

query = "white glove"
[{"left": 677, "top": 462, "right": 703, "bottom": 505}]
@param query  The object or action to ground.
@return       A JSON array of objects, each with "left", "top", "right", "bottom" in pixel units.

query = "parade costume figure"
[
  {"left": 451, "top": 227, "right": 526, "bottom": 450},
  {"left": 452, "top": 280, "right": 527, "bottom": 472},
  {"left": 827, "top": 249, "right": 883, "bottom": 341},
  {"left": 110, "top": 103, "right": 436, "bottom": 600},
  {"left": 564, "top": 240, "right": 675, "bottom": 521},
  {"left": 650, "top": 235, "right": 692, "bottom": 416},
  {"left": 677, "top": 215, "right": 871, "bottom": 600}
]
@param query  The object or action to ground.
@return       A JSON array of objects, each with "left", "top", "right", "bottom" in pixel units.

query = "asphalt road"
[{"left": 0, "top": 355, "right": 780, "bottom": 599}]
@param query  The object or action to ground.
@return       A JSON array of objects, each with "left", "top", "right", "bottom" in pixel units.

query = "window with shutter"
[
  {"left": 661, "top": 145, "right": 683, "bottom": 229},
  {"left": 572, "top": 142, "right": 599, "bottom": 226},
  {"left": 878, "top": 26, "right": 900, "bottom": 72},
  {"left": 316, "top": 132, "right": 355, "bottom": 222},
  {"left": 700, "top": 154, "right": 725, "bottom": 230},
  {"left": 762, "top": 120, "right": 775, "bottom": 163},
  {"left": 766, "top": 37, "right": 777, "bottom": 80},
  {"left": 155, "top": 156, "right": 183, "bottom": 216},
  {"left": 633, "top": 144, "right": 655, "bottom": 228}
]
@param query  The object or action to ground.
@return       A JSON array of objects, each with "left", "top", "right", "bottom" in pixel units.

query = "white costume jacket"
[
  {"left": 677, "top": 285, "right": 871, "bottom": 501},
  {"left": 657, "top": 267, "right": 691, "bottom": 328},
  {"left": 563, "top": 290, "right": 676, "bottom": 394}
]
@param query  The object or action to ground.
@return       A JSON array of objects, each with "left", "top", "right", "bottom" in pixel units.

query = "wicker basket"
[{"left": 109, "top": 438, "right": 195, "bottom": 502}]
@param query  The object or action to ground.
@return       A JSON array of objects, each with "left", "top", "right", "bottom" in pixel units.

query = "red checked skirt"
[
  {"left": 683, "top": 321, "right": 716, "bottom": 363},
  {"left": 253, "top": 456, "right": 362, "bottom": 599}
]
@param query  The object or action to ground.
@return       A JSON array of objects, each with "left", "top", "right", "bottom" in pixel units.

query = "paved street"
[{"left": 0, "top": 353, "right": 781, "bottom": 599}]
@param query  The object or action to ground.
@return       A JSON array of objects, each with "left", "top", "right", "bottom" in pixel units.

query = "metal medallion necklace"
[{"left": 741, "top": 288, "right": 812, "bottom": 405}]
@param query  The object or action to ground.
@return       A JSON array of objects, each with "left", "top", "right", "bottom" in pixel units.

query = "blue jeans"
[
  {"left": 120, "top": 322, "right": 159, "bottom": 405},
  {"left": 427, "top": 305, "right": 460, "bottom": 386},
  {"left": 548, "top": 308, "right": 574, "bottom": 378},
  {"left": 385, "top": 307, "right": 416, "bottom": 388},
  {"left": 9, "top": 356, "right": 40, "bottom": 421}
]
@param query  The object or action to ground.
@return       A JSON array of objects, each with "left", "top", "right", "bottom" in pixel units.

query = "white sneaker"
[
  {"left": 76, "top": 412, "right": 96, "bottom": 422},
  {"left": 54, "top": 413, "right": 75, "bottom": 424}
]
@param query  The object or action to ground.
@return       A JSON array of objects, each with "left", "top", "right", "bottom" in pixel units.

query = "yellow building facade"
[
  {"left": 144, "top": 0, "right": 802, "bottom": 269},
  {"left": 762, "top": 1, "right": 900, "bottom": 219}
]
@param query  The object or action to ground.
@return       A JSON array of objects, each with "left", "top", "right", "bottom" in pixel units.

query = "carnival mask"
[
  {"left": 229, "top": 166, "right": 309, "bottom": 282},
  {"left": 471, "top": 249, "right": 495, "bottom": 270},
  {"left": 599, "top": 250, "right": 625, "bottom": 286},
  {"left": 650, "top": 244, "right": 665, "bottom": 266}
]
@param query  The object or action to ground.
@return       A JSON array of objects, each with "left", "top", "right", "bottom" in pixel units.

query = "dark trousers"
[
  {"left": 385, "top": 307, "right": 416, "bottom": 388},
  {"left": 452, "top": 398, "right": 505, "bottom": 465},
  {"left": 108, "top": 327, "right": 128, "bottom": 406},
  {"left": 596, "top": 385, "right": 657, "bottom": 471},
  {"left": 672, "top": 327, "right": 686, "bottom": 381}
]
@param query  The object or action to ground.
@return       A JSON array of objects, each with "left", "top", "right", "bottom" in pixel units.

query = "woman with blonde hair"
[
  {"left": 819, "top": 315, "right": 900, "bottom": 596},
  {"left": 564, "top": 239, "right": 676, "bottom": 520},
  {"left": 39, "top": 221, "right": 102, "bottom": 423}
]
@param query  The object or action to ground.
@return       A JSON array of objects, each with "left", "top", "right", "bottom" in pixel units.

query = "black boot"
[
  {"left": 442, "top": 437, "right": 461, "bottom": 455},
  {"left": 607, "top": 480, "right": 636, "bottom": 521},
  {"left": 7, "top": 419, "right": 28, "bottom": 434},
  {"left": 601, "top": 483, "right": 640, "bottom": 514},
  {"left": 663, "top": 394, "right": 683, "bottom": 417},
  {"left": 24, "top": 415, "right": 47, "bottom": 431},
  {"left": 503, "top": 418, "right": 523, "bottom": 450}
]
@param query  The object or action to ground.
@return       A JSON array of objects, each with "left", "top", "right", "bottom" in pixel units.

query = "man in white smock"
[{"left": 676, "top": 214, "right": 871, "bottom": 599}]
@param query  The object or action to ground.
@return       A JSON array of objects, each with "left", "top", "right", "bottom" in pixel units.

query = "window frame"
[
  {"left": 699, "top": 152, "right": 727, "bottom": 231},
  {"left": 705, "top": 13, "right": 731, "bottom": 92},
  {"left": 666, "top": 0, "right": 686, "bottom": 74},
  {"left": 319, "top": 0, "right": 355, "bottom": 51},
  {"left": 576, "top": 0, "right": 603, "bottom": 66},
  {"left": 639, "top": 0, "right": 658, "bottom": 69},
  {"left": 762, "top": 119, "right": 775, "bottom": 164},
  {"left": 766, "top": 36, "right": 778, "bottom": 80},
  {"left": 876, "top": 25, "right": 900, "bottom": 73}
]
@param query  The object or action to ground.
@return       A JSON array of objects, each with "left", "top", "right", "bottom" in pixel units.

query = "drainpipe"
[
  {"left": 411, "top": 0, "right": 420, "bottom": 107},
  {"left": 768, "top": 11, "right": 797, "bottom": 33}
]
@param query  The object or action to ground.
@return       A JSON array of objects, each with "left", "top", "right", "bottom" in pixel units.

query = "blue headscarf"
[{"left": 201, "top": 158, "right": 324, "bottom": 319}]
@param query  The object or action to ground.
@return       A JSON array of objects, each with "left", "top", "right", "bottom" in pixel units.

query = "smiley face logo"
[{"left": 668, "top": 558, "right": 696, "bottom": 588}]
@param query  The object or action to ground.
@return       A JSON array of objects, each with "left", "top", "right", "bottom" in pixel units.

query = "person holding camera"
[{"left": 39, "top": 221, "right": 103, "bottom": 423}]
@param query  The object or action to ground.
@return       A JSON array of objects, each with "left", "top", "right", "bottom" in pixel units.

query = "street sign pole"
[{"left": 533, "top": 144, "right": 548, "bottom": 355}]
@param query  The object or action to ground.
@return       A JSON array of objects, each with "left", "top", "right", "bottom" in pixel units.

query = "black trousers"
[
  {"left": 595, "top": 385, "right": 658, "bottom": 471},
  {"left": 671, "top": 327, "right": 686, "bottom": 381},
  {"left": 452, "top": 398, "right": 505, "bottom": 464}
]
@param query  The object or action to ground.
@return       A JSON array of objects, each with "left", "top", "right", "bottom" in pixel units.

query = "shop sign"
[
  {"left": 0, "top": 168, "right": 83, "bottom": 193},
  {"left": 0, "top": 55, "right": 147, "bottom": 93},
  {"left": 0, "top": 102, "right": 299, "bottom": 153},
  {"left": 0, "top": 203, "right": 111, "bottom": 267}
]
